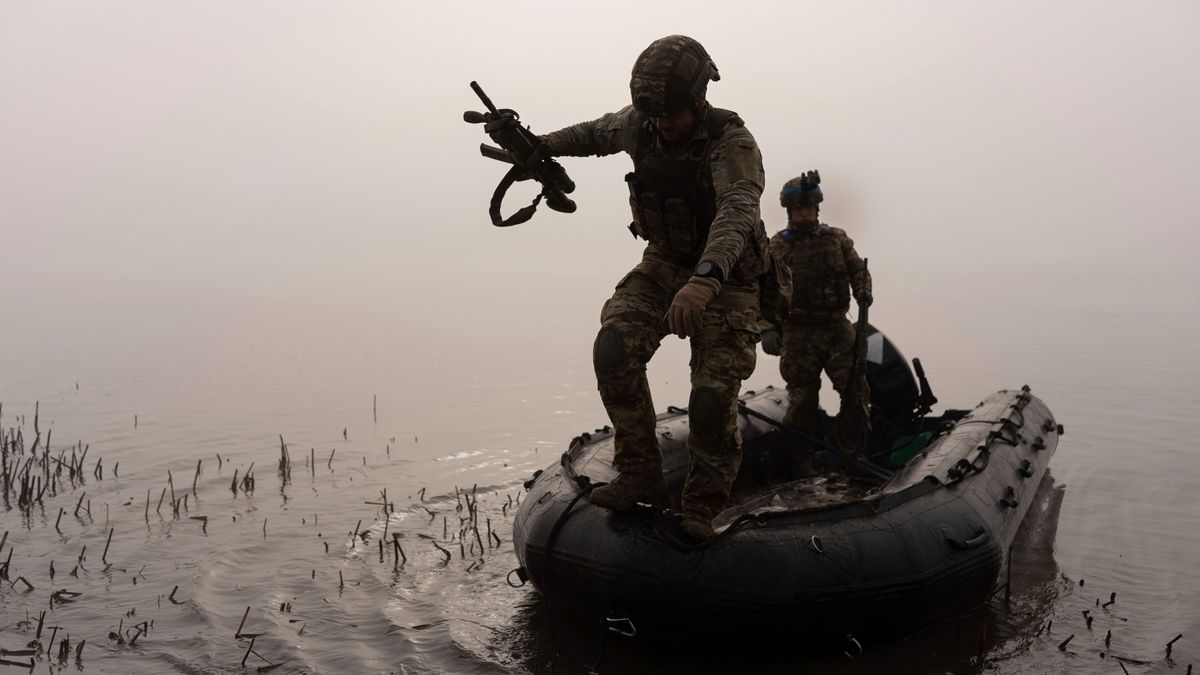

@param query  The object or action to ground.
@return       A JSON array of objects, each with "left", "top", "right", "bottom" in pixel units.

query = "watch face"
[{"left": 696, "top": 262, "right": 714, "bottom": 276}]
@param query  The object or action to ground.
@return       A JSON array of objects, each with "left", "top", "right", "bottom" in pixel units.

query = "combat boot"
[
  {"left": 680, "top": 514, "right": 715, "bottom": 543},
  {"left": 589, "top": 471, "right": 667, "bottom": 512}
]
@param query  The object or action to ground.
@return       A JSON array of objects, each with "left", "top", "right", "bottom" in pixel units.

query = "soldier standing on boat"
[
  {"left": 763, "top": 171, "right": 873, "bottom": 455},
  {"left": 536, "top": 35, "right": 771, "bottom": 541}
]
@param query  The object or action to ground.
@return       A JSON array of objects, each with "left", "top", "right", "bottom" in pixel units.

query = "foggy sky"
[{"left": 2, "top": 2, "right": 1198, "bottom": 378}]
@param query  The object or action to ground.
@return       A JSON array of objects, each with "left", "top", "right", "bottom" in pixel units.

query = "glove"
[
  {"left": 665, "top": 276, "right": 721, "bottom": 338},
  {"left": 855, "top": 289, "right": 873, "bottom": 307},
  {"left": 761, "top": 330, "right": 781, "bottom": 356}
]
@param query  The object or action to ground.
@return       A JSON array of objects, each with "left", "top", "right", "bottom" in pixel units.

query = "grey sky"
[{"left": 2, "top": 2, "right": 1197, "bottom": 364}]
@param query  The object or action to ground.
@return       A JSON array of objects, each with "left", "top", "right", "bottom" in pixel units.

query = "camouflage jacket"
[
  {"left": 540, "top": 105, "right": 767, "bottom": 286},
  {"left": 769, "top": 223, "right": 871, "bottom": 323}
]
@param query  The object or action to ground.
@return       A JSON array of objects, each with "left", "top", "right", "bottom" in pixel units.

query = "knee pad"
[
  {"left": 593, "top": 324, "right": 627, "bottom": 374},
  {"left": 689, "top": 388, "right": 724, "bottom": 435}
]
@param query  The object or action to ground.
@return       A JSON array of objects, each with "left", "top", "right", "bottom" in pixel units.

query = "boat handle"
[
  {"left": 946, "top": 527, "right": 990, "bottom": 551},
  {"left": 843, "top": 633, "right": 864, "bottom": 658},
  {"left": 1018, "top": 459, "right": 1035, "bottom": 478},
  {"left": 507, "top": 567, "right": 529, "bottom": 588},
  {"left": 999, "top": 486, "right": 1020, "bottom": 509},
  {"left": 605, "top": 616, "right": 637, "bottom": 638}
]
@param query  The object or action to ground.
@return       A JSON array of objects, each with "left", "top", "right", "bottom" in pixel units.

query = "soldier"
[
  {"left": 763, "top": 171, "right": 873, "bottom": 457},
  {"left": 536, "top": 35, "right": 770, "bottom": 541}
]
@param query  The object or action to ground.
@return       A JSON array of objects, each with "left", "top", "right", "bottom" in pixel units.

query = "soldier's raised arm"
[
  {"left": 539, "top": 106, "right": 640, "bottom": 158},
  {"left": 697, "top": 126, "right": 766, "bottom": 277}
]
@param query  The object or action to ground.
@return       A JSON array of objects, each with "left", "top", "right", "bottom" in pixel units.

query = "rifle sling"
[{"left": 490, "top": 164, "right": 542, "bottom": 227}]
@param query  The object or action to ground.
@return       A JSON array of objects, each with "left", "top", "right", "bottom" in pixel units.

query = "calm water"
[{"left": 1, "top": 269, "right": 1197, "bottom": 674}]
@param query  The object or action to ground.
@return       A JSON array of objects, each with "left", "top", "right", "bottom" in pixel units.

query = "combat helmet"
[
  {"left": 630, "top": 35, "right": 720, "bottom": 116},
  {"left": 780, "top": 171, "right": 823, "bottom": 208}
]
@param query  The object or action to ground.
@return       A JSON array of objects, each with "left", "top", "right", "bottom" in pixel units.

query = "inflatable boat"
[{"left": 509, "top": 328, "right": 1063, "bottom": 647}]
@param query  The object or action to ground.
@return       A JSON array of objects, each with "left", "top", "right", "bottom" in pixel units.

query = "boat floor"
[{"left": 712, "top": 469, "right": 879, "bottom": 529}]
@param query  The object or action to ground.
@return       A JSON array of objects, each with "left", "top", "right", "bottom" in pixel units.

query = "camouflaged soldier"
[
  {"left": 764, "top": 171, "right": 873, "bottom": 454},
  {"left": 538, "top": 35, "right": 769, "bottom": 542}
]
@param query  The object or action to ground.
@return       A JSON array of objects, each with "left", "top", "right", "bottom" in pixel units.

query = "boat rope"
[
  {"left": 541, "top": 483, "right": 597, "bottom": 598},
  {"left": 646, "top": 509, "right": 766, "bottom": 551}
]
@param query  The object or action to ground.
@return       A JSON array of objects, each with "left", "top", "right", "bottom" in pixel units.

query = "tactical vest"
[
  {"left": 625, "top": 108, "right": 741, "bottom": 266},
  {"left": 780, "top": 225, "right": 851, "bottom": 315}
]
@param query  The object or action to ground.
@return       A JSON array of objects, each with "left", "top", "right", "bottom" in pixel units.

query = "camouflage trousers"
[
  {"left": 778, "top": 317, "right": 869, "bottom": 451},
  {"left": 593, "top": 250, "right": 759, "bottom": 521}
]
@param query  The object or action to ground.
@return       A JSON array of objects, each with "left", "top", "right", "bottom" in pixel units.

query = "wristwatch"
[{"left": 694, "top": 261, "right": 724, "bottom": 284}]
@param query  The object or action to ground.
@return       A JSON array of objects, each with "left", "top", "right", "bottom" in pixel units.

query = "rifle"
[
  {"left": 844, "top": 258, "right": 872, "bottom": 452},
  {"left": 464, "top": 81, "right": 577, "bottom": 227}
]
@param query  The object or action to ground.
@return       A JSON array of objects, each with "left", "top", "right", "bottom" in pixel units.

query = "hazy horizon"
[{"left": 3, "top": 2, "right": 1198, "bottom": 398}]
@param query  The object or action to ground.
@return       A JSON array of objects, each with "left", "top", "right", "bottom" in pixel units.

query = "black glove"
[{"left": 855, "top": 289, "right": 873, "bottom": 307}]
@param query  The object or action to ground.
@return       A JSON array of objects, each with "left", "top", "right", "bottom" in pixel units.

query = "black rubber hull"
[{"left": 512, "top": 388, "right": 1060, "bottom": 645}]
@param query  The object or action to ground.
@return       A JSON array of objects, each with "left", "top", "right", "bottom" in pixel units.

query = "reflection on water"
[{"left": 1, "top": 275, "right": 1197, "bottom": 673}]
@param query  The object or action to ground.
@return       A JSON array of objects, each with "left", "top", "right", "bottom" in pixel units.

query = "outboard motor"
[{"left": 864, "top": 324, "right": 937, "bottom": 429}]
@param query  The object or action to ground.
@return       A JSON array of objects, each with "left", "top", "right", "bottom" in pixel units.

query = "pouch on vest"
[{"left": 759, "top": 245, "right": 793, "bottom": 333}]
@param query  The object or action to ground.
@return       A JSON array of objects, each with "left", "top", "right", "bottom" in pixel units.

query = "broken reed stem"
[
  {"left": 241, "top": 637, "right": 256, "bottom": 667},
  {"left": 235, "top": 606, "right": 250, "bottom": 637},
  {"left": 432, "top": 541, "right": 451, "bottom": 563},
  {"left": 393, "top": 534, "right": 406, "bottom": 565},
  {"left": 101, "top": 528, "right": 113, "bottom": 564},
  {"left": 192, "top": 459, "right": 201, "bottom": 495}
]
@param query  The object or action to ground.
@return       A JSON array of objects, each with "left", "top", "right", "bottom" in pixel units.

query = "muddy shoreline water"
[
  {"left": 1, "top": 370, "right": 1195, "bottom": 674},
  {"left": 2, "top": 274, "right": 1197, "bottom": 674}
]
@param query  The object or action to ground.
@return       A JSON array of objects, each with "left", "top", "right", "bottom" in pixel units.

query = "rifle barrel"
[{"left": 469, "top": 81, "right": 500, "bottom": 115}]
